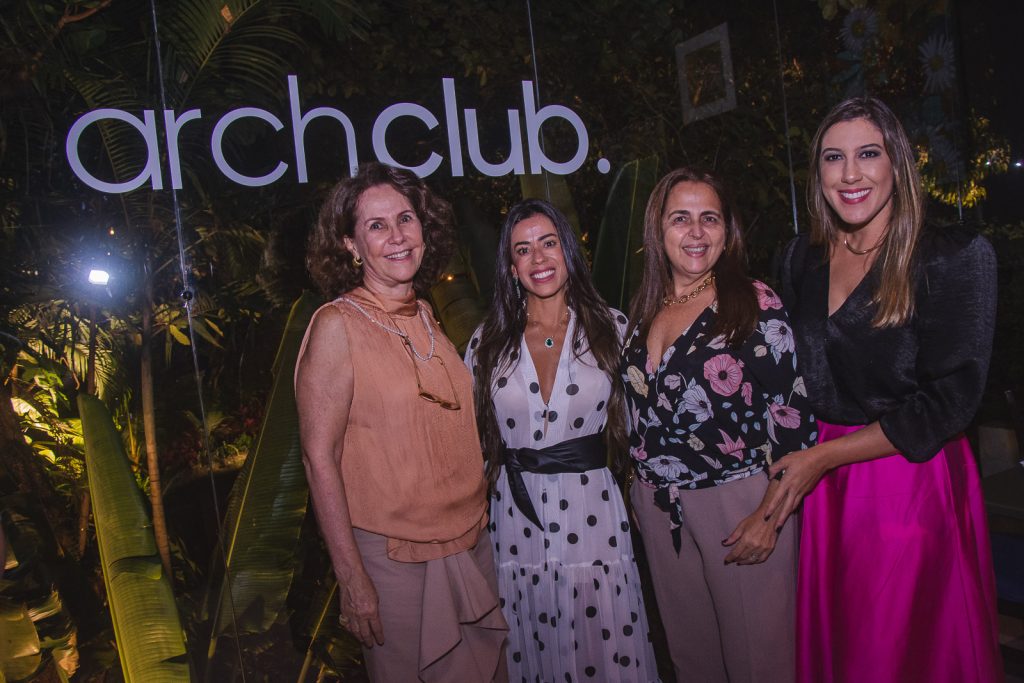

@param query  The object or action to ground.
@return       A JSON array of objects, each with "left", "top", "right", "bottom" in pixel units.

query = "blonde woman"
[{"left": 772, "top": 97, "right": 1002, "bottom": 682}]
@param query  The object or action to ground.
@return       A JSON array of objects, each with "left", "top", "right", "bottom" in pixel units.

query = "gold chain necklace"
[
  {"left": 843, "top": 234, "right": 885, "bottom": 256},
  {"left": 662, "top": 273, "right": 715, "bottom": 307}
]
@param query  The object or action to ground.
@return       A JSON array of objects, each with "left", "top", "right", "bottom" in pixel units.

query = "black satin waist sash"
[{"left": 503, "top": 431, "right": 606, "bottom": 529}]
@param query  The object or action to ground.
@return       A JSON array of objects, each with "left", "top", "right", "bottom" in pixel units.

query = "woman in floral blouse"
[{"left": 621, "top": 167, "right": 816, "bottom": 683}]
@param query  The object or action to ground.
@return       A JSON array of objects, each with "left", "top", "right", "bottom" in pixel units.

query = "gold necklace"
[
  {"left": 527, "top": 308, "right": 569, "bottom": 348},
  {"left": 662, "top": 273, "right": 715, "bottom": 307},
  {"left": 843, "top": 235, "right": 884, "bottom": 256}
]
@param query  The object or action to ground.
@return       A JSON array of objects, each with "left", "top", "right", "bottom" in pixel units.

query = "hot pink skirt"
[{"left": 797, "top": 422, "right": 1004, "bottom": 683}]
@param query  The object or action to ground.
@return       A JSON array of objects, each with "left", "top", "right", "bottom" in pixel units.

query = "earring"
[
  {"left": 352, "top": 253, "right": 363, "bottom": 267},
  {"left": 514, "top": 277, "right": 522, "bottom": 301}
]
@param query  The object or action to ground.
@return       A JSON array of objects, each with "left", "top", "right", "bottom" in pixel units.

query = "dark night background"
[{"left": 1, "top": 0, "right": 1022, "bottom": 680}]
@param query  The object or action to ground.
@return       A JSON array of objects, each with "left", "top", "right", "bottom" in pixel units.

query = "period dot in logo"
[{"left": 596, "top": 158, "right": 611, "bottom": 174}]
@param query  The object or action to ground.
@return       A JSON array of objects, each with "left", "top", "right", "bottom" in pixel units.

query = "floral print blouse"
[{"left": 621, "top": 281, "right": 817, "bottom": 539}]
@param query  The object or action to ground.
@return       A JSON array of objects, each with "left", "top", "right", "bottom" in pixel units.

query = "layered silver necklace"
[{"left": 341, "top": 296, "right": 436, "bottom": 361}]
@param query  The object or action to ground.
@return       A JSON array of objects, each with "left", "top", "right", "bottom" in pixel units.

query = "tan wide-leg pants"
[
  {"left": 353, "top": 528, "right": 508, "bottom": 683},
  {"left": 631, "top": 475, "right": 796, "bottom": 683}
]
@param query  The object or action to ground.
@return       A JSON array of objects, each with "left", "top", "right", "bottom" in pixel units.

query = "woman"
[
  {"left": 465, "top": 199, "right": 660, "bottom": 682},
  {"left": 769, "top": 96, "right": 1003, "bottom": 682},
  {"left": 295, "top": 162, "right": 507, "bottom": 683},
  {"left": 621, "top": 167, "right": 817, "bottom": 683}
]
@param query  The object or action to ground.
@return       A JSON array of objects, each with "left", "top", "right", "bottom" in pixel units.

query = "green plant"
[
  {"left": 204, "top": 292, "right": 319, "bottom": 648},
  {"left": 80, "top": 393, "right": 191, "bottom": 682}
]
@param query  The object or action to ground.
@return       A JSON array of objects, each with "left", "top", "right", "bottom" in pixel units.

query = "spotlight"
[{"left": 88, "top": 269, "right": 110, "bottom": 285}]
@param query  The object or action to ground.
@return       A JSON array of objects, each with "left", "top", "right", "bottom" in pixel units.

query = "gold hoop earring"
[{"left": 352, "top": 254, "right": 363, "bottom": 267}]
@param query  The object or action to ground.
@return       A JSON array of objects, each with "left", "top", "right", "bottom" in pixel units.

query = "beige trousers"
[
  {"left": 354, "top": 528, "right": 508, "bottom": 683},
  {"left": 631, "top": 475, "right": 796, "bottom": 683}
]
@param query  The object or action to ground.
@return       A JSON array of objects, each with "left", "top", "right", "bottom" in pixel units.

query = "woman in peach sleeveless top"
[{"left": 295, "top": 162, "right": 507, "bottom": 682}]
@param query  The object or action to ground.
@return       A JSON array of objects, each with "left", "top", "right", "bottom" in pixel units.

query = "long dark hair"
[
  {"left": 807, "top": 96, "right": 923, "bottom": 327},
  {"left": 627, "top": 167, "right": 757, "bottom": 347},
  {"left": 473, "top": 199, "right": 628, "bottom": 484},
  {"left": 306, "top": 162, "right": 456, "bottom": 299}
]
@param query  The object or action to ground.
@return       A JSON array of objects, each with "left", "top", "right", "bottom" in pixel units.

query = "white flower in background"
[
  {"left": 919, "top": 32, "right": 956, "bottom": 93},
  {"left": 927, "top": 128, "right": 963, "bottom": 181},
  {"left": 840, "top": 7, "right": 878, "bottom": 54}
]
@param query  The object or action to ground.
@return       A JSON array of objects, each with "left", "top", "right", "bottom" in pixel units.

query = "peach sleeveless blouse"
[{"left": 297, "top": 287, "right": 487, "bottom": 562}]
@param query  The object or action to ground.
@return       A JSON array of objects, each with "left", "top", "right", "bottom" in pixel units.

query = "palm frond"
[
  {"left": 429, "top": 251, "right": 486, "bottom": 353},
  {"left": 0, "top": 598, "right": 43, "bottom": 680},
  {"left": 591, "top": 156, "right": 660, "bottom": 310},
  {"left": 205, "top": 291, "right": 319, "bottom": 642},
  {"left": 79, "top": 394, "right": 192, "bottom": 682}
]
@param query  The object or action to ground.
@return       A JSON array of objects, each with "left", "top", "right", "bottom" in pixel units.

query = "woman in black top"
[
  {"left": 769, "top": 96, "right": 1002, "bottom": 682},
  {"left": 621, "top": 167, "right": 816, "bottom": 683}
]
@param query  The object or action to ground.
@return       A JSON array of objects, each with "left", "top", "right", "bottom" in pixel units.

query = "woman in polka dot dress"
[{"left": 466, "top": 199, "right": 660, "bottom": 683}]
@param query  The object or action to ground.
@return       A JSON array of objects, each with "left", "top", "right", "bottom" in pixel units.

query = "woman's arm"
[
  {"left": 295, "top": 306, "right": 383, "bottom": 647},
  {"left": 725, "top": 423, "right": 894, "bottom": 560},
  {"left": 723, "top": 286, "right": 818, "bottom": 563},
  {"left": 874, "top": 233, "right": 997, "bottom": 461},
  {"left": 765, "top": 232, "right": 997, "bottom": 525},
  {"left": 762, "top": 422, "right": 896, "bottom": 525}
]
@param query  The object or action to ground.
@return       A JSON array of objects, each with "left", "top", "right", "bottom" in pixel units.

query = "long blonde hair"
[{"left": 807, "top": 97, "right": 924, "bottom": 327}]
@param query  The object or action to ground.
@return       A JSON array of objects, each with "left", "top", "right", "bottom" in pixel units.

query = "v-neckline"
[
  {"left": 521, "top": 309, "right": 574, "bottom": 406},
  {"left": 643, "top": 305, "right": 713, "bottom": 377},
  {"left": 825, "top": 256, "right": 874, "bottom": 320}
]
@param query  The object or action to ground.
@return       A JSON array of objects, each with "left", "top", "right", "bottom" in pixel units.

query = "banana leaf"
[
  {"left": 519, "top": 172, "right": 582, "bottom": 238},
  {"left": 591, "top": 156, "right": 660, "bottom": 311},
  {"left": 0, "top": 598, "right": 41, "bottom": 681},
  {"left": 430, "top": 251, "right": 488, "bottom": 353},
  {"left": 206, "top": 291, "right": 320, "bottom": 643},
  {"left": 0, "top": 493, "right": 81, "bottom": 681},
  {"left": 79, "top": 393, "right": 190, "bottom": 682},
  {"left": 291, "top": 570, "right": 362, "bottom": 683},
  {"left": 452, "top": 197, "right": 499, "bottom": 305}
]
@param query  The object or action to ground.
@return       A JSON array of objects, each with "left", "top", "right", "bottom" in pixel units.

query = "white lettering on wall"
[
  {"left": 67, "top": 109, "right": 164, "bottom": 193},
  {"left": 289, "top": 75, "right": 359, "bottom": 181},
  {"left": 211, "top": 107, "right": 289, "bottom": 186},
  {"left": 521, "top": 81, "right": 589, "bottom": 175},
  {"left": 371, "top": 102, "right": 444, "bottom": 177},
  {"left": 164, "top": 108, "right": 202, "bottom": 190},
  {"left": 65, "top": 76, "right": 611, "bottom": 194}
]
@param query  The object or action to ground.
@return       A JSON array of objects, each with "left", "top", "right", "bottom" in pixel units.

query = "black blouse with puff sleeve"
[{"left": 780, "top": 226, "right": 997, "bottom": 462}]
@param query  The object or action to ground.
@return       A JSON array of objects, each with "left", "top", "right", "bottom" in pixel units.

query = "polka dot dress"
[{"left": 466, "top": 309, "right": 660, "bottom": 683}]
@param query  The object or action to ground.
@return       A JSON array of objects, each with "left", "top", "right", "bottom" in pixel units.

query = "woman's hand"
[
  {"left": 763, "top": 446, "right": 831, "bottom": 528},
  {"left": 722, "top": 507, "right": 782, "bottom": 565},
  {"left": 338, "top": 568, "right": 384, "bottom": 647},
  {"left": 722, "top": 479, "right": 784, "bottom": 565}
]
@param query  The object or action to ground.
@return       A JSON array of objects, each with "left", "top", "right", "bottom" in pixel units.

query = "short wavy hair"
[{"left": 306, "top": 162, "right": 456, "bottom": 299}]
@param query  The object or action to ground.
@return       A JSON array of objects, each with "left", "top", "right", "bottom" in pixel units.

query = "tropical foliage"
[
  {"left": 80, "top": 393, "right": 190, "bottom": 682},
  {"left": 0, "top": 0, "right": 1018, "bottom": 680}
]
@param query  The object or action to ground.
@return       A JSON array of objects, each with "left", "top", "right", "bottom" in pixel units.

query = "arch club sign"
[{"left": 65, "top": 76, "right": 611, "bottom": 194}]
